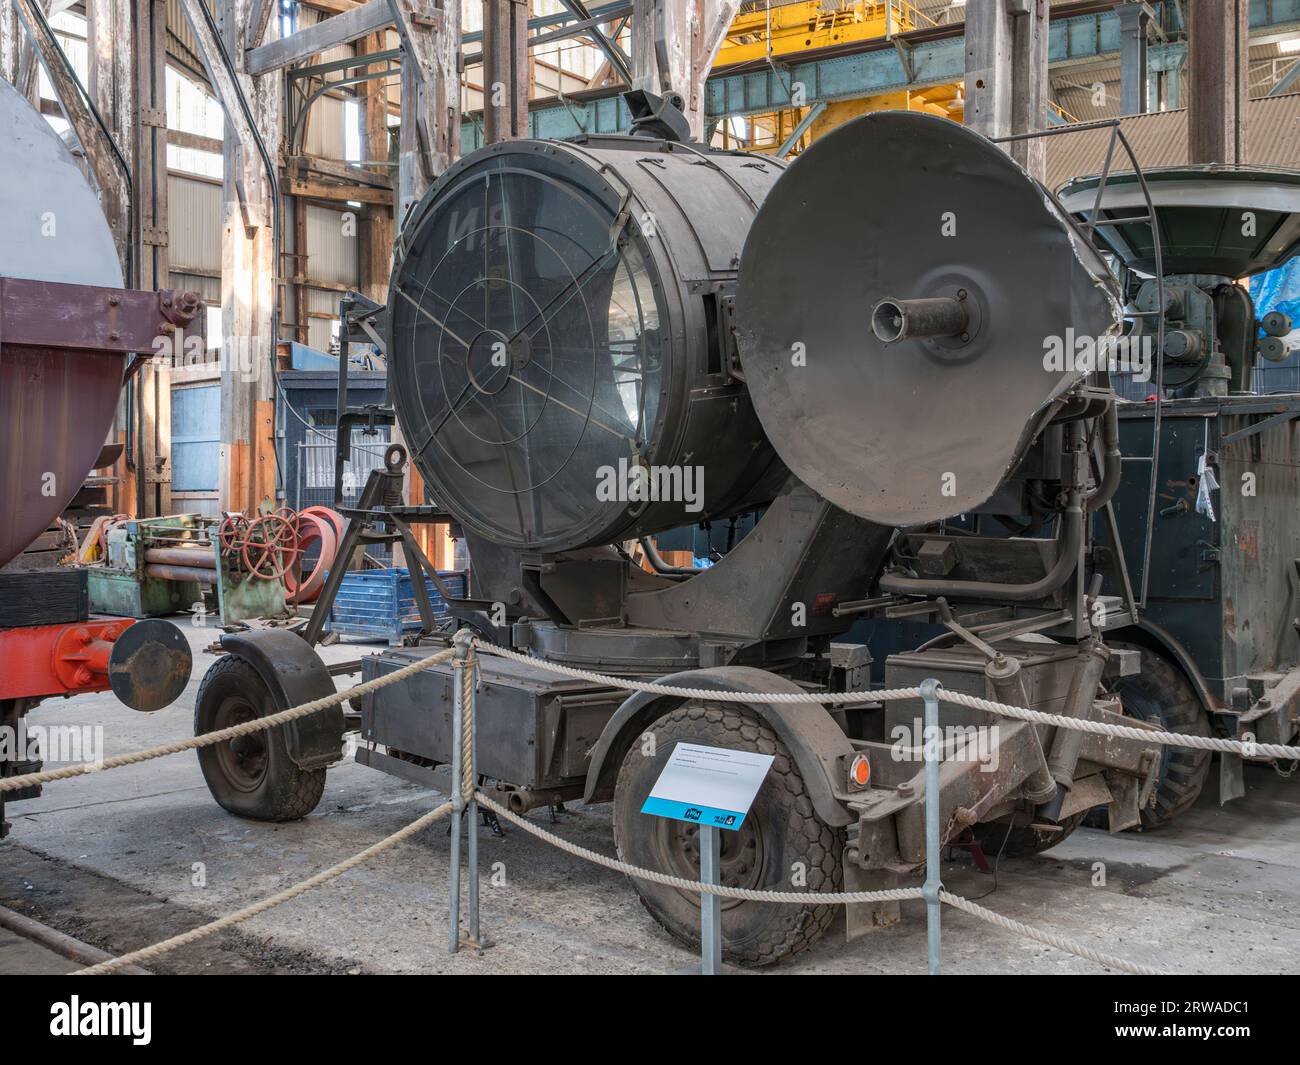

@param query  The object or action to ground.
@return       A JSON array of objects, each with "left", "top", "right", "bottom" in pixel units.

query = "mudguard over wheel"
[
  {"left": 194, "top": 654, "right": 326, "bottom": 821},
  {"left": 1113, "top": 643, "right": 1211, "bottom": 830},
  {"left": 612, "top": 702, "right": 842, "bottom": 967}
]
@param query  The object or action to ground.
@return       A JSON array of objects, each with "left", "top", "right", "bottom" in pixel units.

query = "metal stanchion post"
[
  {"left": 700, "top": 824, "right": 722, "bottom": 974},
  {"left": 920, "top": 677, "right": 942, "bottom": 975},
  {"left": 448, "top": 634, "right": 468, "bottom": 954}
]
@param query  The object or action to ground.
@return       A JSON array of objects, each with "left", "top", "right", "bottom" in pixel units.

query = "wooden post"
[
  {"left": 482, "top": 0, "right": 528, "bottom": 142},
  {"left": 1187, "top": 0, "right": 1249, "bottom": 166},
  {"left": 0, "top": 0, "right": 43, "bottom": 103},
  {"left": 631, "top": 0, "right": 737, "bottom": 142},
  {"left": 179, "top": 0, "right": 283, "bottom": 515},
  {"left": 965, "top": 0, "right": 1049, "bottom": 182},
  {"left": 393, "top": 0, "right": 461, "bottom": 223},
  {"left": 358, "top": 31, "right": 395, "bottom": 303}
]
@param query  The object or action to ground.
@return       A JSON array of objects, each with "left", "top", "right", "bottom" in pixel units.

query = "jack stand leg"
[{"left": 843, "top": 852, "right": 902, "bottom": 942}]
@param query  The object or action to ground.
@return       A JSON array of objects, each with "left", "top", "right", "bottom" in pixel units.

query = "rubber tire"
[
  {"left": 194, "top": 654, "right": 326, "bottom": 822},
  {"left": 1112, "top": 643, "right": 1211, "bottom": 830},
  {"left": 612, "top": 702, "right": 842, "bottom": 967},
  {"left": 969, "top": 811, "right": 1085, "bottom": 858}
]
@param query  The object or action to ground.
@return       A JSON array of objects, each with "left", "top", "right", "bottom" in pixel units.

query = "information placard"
[{"left": 641, "top": 743, "right": 773, "bottom": 830}]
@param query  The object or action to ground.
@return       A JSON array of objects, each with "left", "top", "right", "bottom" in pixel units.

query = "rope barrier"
[
  {"left": 476, "top": 792, "right": 924, "bottom": 905},
  {"left": 471, "top": 640, "right": 1300, "bottom": 760},
  {"left": 56, "top": 640, "right": 1171, "bottom": 976},
  {"left": 76, "top": 802, "right": 453, "bottom": 975},
  {"left": 938, "top": 891, "right": 1164, "bottom": 976},
  {"left": 477, "top": 791, "right": 1163, "bottom": 975},
  {"left": 0, "top": 645, "right": 456, "bottom": 794}
]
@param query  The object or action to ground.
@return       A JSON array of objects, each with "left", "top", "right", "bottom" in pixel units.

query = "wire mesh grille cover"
[{"left": 389, "top": 148, "right": 668, "bottom": 551}]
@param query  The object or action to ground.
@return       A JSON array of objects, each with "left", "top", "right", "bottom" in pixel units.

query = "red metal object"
[
  {"left": 0, "top": 279, "right": 201, "bottom": 569},
  {"left": 0, "top": 618, "right": 137, "bottom": 701},
  {"left": 285, "top": 511, "right": 338, "bottom": 604},
  {"left": 239, "top": 514, "right": 299, "bottom": 581}
]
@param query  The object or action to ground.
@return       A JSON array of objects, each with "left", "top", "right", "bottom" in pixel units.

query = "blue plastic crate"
[{"left": 323, "top": 568, "right": 467, "bottom": 644}]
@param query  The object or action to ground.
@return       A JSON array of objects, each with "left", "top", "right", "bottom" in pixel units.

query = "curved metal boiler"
[
  {"left": 0, "top": 78, "right": 127, "bottom": 568},
  {"left": 386, "top": 136, "right": 789, "bottom": 554}
]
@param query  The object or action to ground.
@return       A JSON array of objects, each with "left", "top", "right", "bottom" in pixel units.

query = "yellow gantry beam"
[
  {"left": 717, "top": 0, "right": 915, "bottom": 68},
  {"left": 714, "top": 1, "right": 964, "bottom": 156}
]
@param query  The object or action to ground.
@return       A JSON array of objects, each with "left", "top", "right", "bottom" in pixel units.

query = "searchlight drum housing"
[
  {"left": 735, "top": 111, "right": 1122, "bottom": 527},
  {"left": 387, "top": 137, "right": 789, "bottom": 553}
]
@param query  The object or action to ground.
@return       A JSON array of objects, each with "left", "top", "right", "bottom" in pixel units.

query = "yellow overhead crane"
[
  {"left": 717, "top": 0, "right": 919, "bottom": 67},
  {"left": 712, "top": 1, "right": 965, "bottom": 155}
]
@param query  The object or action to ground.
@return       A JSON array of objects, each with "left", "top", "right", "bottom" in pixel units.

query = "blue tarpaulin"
[
  {"left": 1250, "top": 259, "right": 1300, "bottom": 393},
  {"left": 1251, "top": 259, "right": 1300, "bottom": 329}
]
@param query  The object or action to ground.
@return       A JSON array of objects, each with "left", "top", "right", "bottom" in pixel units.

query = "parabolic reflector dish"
[
  {"left": 735, "top": 111, "right": 1120, "bottom": 527},
  {"left": 0, "top": 78, "right": 126, "bottom": 569}
]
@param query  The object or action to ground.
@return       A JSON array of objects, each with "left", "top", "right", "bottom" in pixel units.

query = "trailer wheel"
[
  {"left": 1113, "top": 644, "right": 1211, "bottom": 830},
  {"left": 194, "top": 654, "right": 326, "bottom": 821},
  {"left": 612, "top": 702, "right": 842, "bottom": 967}
]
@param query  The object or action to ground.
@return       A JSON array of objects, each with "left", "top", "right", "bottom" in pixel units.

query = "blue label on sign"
[{"left": 641, "top": 796, "right": 748, "bottom": 831}]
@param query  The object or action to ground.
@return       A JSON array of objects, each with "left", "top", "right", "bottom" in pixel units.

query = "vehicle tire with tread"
[
  {"left": 612, "top": 702, "right": 842, "bottom": 967},
  {"left": 970, "top": 811, "right": 1085, "bottom": 858},
  {"left": 194, "top": 654, "right": 326, "bottom": 821},
  {"left": 1112, "top": 643, "right": 1211, "bottom": 830}
]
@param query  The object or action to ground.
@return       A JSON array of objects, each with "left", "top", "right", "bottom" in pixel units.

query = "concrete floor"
[{"left": 2, "top": 623, "right": 1298, "bottom": 975}]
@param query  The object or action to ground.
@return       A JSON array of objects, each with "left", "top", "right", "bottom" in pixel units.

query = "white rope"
[
  {"left": 939, "top": 891, "right": 1164, "bottom": 976},
  {"left": 478, "top": 793, "right": 1163, "bottom": 974},
  {"left": 0, "top": 645, "right": 456, "bottom": 794},
  {"left": 76, "top": 802, "right": 453, "bottom": 975},
  {"left": 472, "top": 640, "right": 1300, "bottom": 760},
  {"left": 476, "top": 793, "right": 922, "bottom": 904}
]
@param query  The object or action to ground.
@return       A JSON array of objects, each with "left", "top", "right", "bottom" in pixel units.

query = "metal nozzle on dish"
[{"left": 871, "top": 296, "right": 970, "bottom": 343}]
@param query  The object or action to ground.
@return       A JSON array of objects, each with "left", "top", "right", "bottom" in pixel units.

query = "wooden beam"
[
  {"left": 248, "top": 0, "right": 276, "bottom": 49},
  {"left": 245, "top": 0, "right": 393, "bottom": 76},
  {"left": 288, "top": 153, "right": 392, "bottom": 188},
  {"left": 168, "top": 127, "right": 224, "bottom": 154},
  {"left": 1188, "top": 0, "right": 1249, "bottom": 165},
  {"left": 631, "top": 0, "right": 738, "bottom": 140},
  {"left": 483, "top": 0, "right": 529, "bottom": 142},
  {"left": 133, "top": 0, "right": 170, "bottom": 294},
  {"left": 391, "top": 0, "right": 460, "bottom": 220},
  {"left": 284, "top": 178, "right": 394, "bottom": 204},
  {"left": 0, "top": 0, "right": 43, "bottom": 103},
  {"left": 300, "top": 0, "right": 368, "bottom": 12},
  {"left": 357, "top": 31, "right": 395, "bottom": 304},
  {"left": 187, "top": 0, "right": 283, "bottom": 514}
]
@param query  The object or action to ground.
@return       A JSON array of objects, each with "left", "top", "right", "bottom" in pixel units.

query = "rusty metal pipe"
[
  {"left": 1039, "top": 640, "right": 1110, "bottom": 819},
  {"left": 871, "top": 296, "right": 969, "bottom": 343},
  {"left": 503, "top": 787, "right": 573, "bottom": 814},
  {"left": 984, "top": 654, "right": 1057, "bottom": 805},
  {"left": 144, "top": 547, "right": 216, "bottom": 568},
  {"left": 144, "top": 563, "right": 218, "bottom": 585}
]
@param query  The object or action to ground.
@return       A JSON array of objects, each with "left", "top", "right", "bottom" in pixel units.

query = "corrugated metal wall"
[
  {"left": 167, "top": 174, "right": 222, "bottom": 275},
  {"left": 306, "top": 288, "right": 344, "bottom": 351}
]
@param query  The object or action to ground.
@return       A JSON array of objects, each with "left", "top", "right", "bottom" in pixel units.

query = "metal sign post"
[
  {"left": 641, "top": 742, "right": 774, "bottom": 975},
  {"left": 699, "top": 825, "right": 722, "bottom": 975}
]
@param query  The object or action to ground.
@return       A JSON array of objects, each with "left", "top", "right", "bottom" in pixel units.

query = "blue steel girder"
[{"left": 459, "top": 0, "right": 1300, "bottom": 150}]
